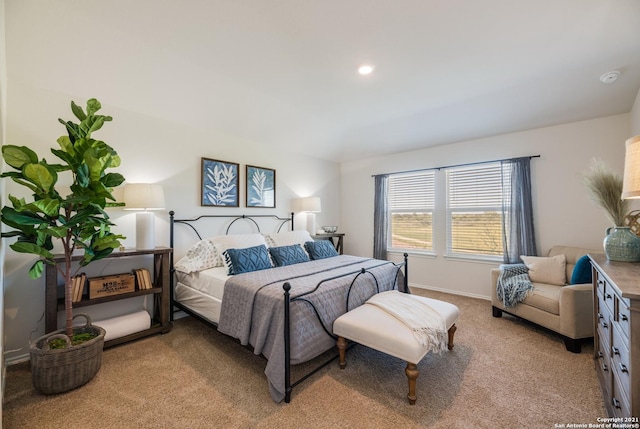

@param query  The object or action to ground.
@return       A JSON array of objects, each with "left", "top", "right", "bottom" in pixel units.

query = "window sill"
[
  {"left": 444, "top": 254, "right": 502, "bottom": 264},
  {"left": 387, "top": 250, "right": 436, "bottom": 259}
]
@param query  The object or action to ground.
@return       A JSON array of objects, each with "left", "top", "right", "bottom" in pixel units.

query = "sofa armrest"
[
  {"left": 490, "top": 269, "right": 500, "bottom": 302},
  {"left": 558, "top": 284, "right": 594, "bottom": 338}
]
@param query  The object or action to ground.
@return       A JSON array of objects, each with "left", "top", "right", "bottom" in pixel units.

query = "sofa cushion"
[
  {"left": 523, "top": 282, "right": 561, "bottom": 315},
  {"left": 570, "top": 255, "right": 593, "bottom": 285},
  {"left": 520, "top": 255, "right": 567, "bottom": 286},
  {"left": 547, "top": 246, "right": 592, "bottom": 283}
]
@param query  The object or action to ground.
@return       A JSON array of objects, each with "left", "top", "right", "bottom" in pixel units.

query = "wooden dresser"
[{"left": 590, "top": 254, "right": 640, "bottom": 417}]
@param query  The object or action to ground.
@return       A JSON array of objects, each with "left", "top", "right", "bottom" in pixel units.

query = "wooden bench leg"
[
  {"left": 405, "top": 362, "right": 419, "bottom": 405},
  {"left": 447, "top": 324, "right": 457, "bottom": 351},
  {"left": 337, "top": 336, "right": 347, "bottom": 369}
]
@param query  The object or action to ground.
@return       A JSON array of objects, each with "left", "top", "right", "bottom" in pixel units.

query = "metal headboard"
[{"left": 169, "top": 211, "right": 295, "bottom": 245}]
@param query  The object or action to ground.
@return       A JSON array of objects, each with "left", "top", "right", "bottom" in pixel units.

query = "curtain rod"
[{"left": 371, "top": 155, "right": 540, "bottom": 177}]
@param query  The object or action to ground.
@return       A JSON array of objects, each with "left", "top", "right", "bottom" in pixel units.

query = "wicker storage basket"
[{"left": 30, "top": 314, "right": 106, "bottom": 395}]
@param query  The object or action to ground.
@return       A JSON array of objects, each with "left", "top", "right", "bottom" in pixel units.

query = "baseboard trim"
[
  {"left": 409, "top": 282, "right": 491, "bottom": 301},
  {"left": 6, "top": 354, "right": 30, "bottom": 366}
]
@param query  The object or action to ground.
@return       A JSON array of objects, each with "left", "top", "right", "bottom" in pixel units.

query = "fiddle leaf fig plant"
[{"left": 1, "top": 98, "right": 126, "bottom": 337}]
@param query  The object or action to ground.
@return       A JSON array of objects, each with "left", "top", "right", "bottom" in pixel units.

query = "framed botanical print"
[
  {"left": 201, "top": 158, "right": 239, "bottom": 207},
  {"left": 246, "top": 165, "right": 275, "bottom": 208}
]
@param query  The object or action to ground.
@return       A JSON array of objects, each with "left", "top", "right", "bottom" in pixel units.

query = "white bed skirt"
[{"left": 174, "top": 282, "right": 222, "bottom": 324}]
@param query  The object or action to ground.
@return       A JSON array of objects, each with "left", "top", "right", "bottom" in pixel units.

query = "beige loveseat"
[{"left": 491, "top": 245, "right": 598, "bottom": 353}]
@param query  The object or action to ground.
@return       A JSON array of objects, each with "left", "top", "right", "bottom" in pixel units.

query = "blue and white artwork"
[
  {"left": 246, "top": 165, "right": 275, "bottom": 208},
  {"left": 201, "top": 158, "right": 239, "bottom": 207}
]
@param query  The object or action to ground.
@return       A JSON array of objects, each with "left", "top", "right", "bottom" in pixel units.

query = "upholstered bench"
[{"left": 333, "top": 292, "right": 459, "bottom": 404}]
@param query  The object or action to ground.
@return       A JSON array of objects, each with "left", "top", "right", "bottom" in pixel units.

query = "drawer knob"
[
  {"left": 620, "top": 314, "right": 628, "bottom": 322},
  {"left": 601, "top": 321, "right": 608, "bottom": 329},
  {"left": 619, "top": 363, "right": 628, "bottom": 373},
  {"left": 597, "top": 351, "right": 603, "bottom": 358},
  {"left": 613, "top": 398, "right": 621, "bottom": 409},
  {"left": 602, "top": 363, "right": 608, "bottom": 372},
  {"left": 598, "top": 312, "right": 604, "bottom": 320},
  {"left": 606, "top": 293, "right": 612, "bottom": 300},
  {"left": 613, "top": 347, "right": 620, "bottom": 356}
]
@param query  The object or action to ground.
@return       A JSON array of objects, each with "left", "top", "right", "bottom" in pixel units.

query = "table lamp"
[
  {"left": 123, "top": 183, "right": 165, "bottom": 249},
  {"left": 300, "top": 196, "right": 321, "bottom": 235}
]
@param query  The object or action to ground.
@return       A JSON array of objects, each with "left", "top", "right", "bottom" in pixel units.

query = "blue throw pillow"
[
  {"left": 304, "top": 240, "right": 339, "bottom": 260},
  {"left": 570, "top": 255, "right": 592, "bottom": 285},
  {"left": 224, "top": 245, "right": 272, "bottom": 275},
  {"left": 269, "top": 244, "right": 310, "bottom": 267}
]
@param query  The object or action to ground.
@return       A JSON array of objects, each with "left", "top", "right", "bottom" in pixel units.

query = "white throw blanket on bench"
[{"left": 366, "top": 291, "right": 448, "bottom": 353}]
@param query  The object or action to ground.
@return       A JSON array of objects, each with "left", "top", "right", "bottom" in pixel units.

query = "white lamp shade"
[
  {"left": 622, "top": 135, "right": 640, "bottom": 199},
  {"left": 299, "top": 196, "right": 321, "bottom": 213},
  {"left": 123, "top": 184, "right": 165, "bottom": 210},
  {"left": 123, "top": 183, "right": 164, "bottom": 250}
]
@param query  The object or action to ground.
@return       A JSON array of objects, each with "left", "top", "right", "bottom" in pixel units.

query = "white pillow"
[
  {"left": 265, "top": 230, "right": 313, "bottom": 247},
  {"left": 174, "top": 239, "right": 221, "bottom": 274},
  {"left": 212, "top": 233, "right": 268, "bottom": 253},
  {"left": 520, "top": 254, "right": 567, "bottom": 286}
]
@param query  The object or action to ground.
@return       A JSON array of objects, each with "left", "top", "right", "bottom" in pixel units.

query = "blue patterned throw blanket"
[{"left": 497, "top": 263, "right": 533, "bottom": 308}]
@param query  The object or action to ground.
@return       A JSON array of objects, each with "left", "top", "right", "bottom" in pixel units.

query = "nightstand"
[{"left": 312, "top": 233, "right": 345, "bottom": 254}]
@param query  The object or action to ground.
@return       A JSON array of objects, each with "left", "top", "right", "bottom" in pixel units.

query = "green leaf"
[
  {"left": 50, "top": 149, "right": 78, "bottom": 170},
  {"left": 28, "top": 260, "right": 45, "bottom": 279},
  {"left": 86, "top": 98, "right": 101, "bottom": 116},
  {"left": 10, "top": 241, "right": 54, "bottom": 259},
  {"left": 2, "top": 145, "right": 38, "bottom": 169},
  {"left": 2, "top": 206, "right": 47, "bottom": 226},
  {"left": 101, "top": 172, "right": 125, "bottom": 188},
  {"left": 29, "top": 198, "right": 60, "bottom": 217},
  {"left": 87, "top": 116, "right": 105, "bottom": 135},
  {"left": 58, "top": 119, "right": 81, "bottom": 142},
  {"left": 24, "top": 163, "right": 56, "bottom": 193},
  {"left": 76, "top": 163, "right": 90, "bottom": 187},
  {"left": 70, "top": 101, "right": 86, "bottom": 121}
]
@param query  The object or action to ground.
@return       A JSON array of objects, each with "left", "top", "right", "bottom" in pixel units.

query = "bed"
[{"left": 169, "top": 212, "right": 407, "bottom": 402}]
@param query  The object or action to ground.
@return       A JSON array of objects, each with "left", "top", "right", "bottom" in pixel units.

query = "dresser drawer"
[
  {"left": 615, "top": 297, "right": 631, "bottom": 340},
  {"left": 596, "top": 292, "right": 611, "bottom": 345},
  {"left": 602, "top": 281, "right": 616, "bottom": 316},
  {"left": 596, "top": 277, "right": 606, "bottom": 298},
  {"left": 611, "top": 370, "right": 631, "bottom": 418},
  {"left": 611, "top": 324, "right": 631, "bottom": 398},
  {"left": 595, "top": 337, "right": 612, "bottom": 399}
]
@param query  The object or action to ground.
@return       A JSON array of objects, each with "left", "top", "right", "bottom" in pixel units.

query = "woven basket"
[{"left": 30, "top": 314, "right": 106, "bottom": 395}]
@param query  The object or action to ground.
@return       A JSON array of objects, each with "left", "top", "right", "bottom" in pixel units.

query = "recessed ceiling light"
[
  {"left": 600, "top": 70, "right": 620, "bottom": 84},
  {"left": 358, "top": 64, "right": 374, "bottom": 75}
]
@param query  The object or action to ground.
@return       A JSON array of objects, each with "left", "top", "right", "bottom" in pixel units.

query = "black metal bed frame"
[{"left": 168, "top": 211, "right": 408, "bottom": 403}]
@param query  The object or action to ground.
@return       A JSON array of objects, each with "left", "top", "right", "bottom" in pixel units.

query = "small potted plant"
[
  {"left": 1, "top": 98, "right": 125, "bottom": 393},
  {"left": 584, "top": 159, "right": 640, "bottom": 262}
]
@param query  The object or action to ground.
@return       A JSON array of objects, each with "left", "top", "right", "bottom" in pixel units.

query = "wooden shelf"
[{"left": 45, "top": 247, "right": 173, "bottom": 348}]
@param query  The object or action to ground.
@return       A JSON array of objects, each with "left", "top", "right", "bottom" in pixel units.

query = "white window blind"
[
  {"left": 387, "top": 171, "right": 434, "bottom": 252},
  {"left": 446, "top": 163, "right": 509, "bottom": 257}
]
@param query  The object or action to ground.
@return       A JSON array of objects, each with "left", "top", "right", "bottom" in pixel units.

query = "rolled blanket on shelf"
[{"left": 497, "top": 263, "right": 533, "bottom": 308}]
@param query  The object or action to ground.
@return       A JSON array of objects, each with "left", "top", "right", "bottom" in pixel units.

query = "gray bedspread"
[{"left": 217, "top": 255, "right": 404, "bottom": 402}]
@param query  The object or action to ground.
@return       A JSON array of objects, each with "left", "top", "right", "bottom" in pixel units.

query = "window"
[
  {"left": 387, "top": 172, "right": 434, "bottom": 252},
  {"left": 445, "top": 163, "right": 509, "bottom": 258}
]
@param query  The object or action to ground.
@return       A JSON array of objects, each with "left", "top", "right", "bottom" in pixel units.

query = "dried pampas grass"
[{"left": 584, "top": 159, "right": 629, "bottom": 226}]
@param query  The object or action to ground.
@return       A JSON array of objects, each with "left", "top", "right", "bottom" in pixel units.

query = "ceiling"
[{"left": 7, "top": 0, "right": 640, "bottom": 162}]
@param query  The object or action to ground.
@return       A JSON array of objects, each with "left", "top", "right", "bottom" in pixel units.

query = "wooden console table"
[{"left": 45, "top": 247, "right": 173, "bottom": 348}]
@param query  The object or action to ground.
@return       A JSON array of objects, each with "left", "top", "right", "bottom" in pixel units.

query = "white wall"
[
  {"left": 631, "top": 88, "right": 640, "bottom": 135},
  {"left": 341, "top": 114, "right": 633, "bottom": 299}
]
